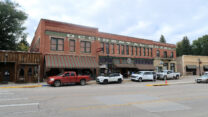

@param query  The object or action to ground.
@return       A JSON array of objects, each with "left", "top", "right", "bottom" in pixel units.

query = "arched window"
[{"left": 156, "top": 50, "right": 160, "bottom": 57}]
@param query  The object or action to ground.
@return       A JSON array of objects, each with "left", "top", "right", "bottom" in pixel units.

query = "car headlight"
[{"left": 50, "top": 78, "right": 55, "bottom": 81}]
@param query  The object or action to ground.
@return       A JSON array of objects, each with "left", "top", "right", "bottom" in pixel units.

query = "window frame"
[
  {"left": 69, "top": 39, "right": 75, "bottom": 52},
  {"left": 80, "top": 41, "right": 91, "bottom": 53},
  {"left": 50, "top": 37, "right": 64, "bottom": 51}
]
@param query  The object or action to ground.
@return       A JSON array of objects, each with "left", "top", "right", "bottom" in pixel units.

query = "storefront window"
[{"left": 170, "top": 63, "right": 175, "bottom": 72}]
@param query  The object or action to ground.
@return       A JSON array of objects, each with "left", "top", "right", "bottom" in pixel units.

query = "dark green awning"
[
  {"left": 204, "top": 65, "right": 208, "bottom": 69},
  {"left": 186, "top": 65, "right": 197, "bottom": 69}
]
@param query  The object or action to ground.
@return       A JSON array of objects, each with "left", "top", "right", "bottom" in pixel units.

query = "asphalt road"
[{"left": 1, "top": 76, "right": 208, "bottom": 117}]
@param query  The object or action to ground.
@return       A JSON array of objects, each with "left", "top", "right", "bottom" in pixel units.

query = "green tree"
[
  {"left": 0, "top": 0, "right": 27, "bottom": 50},
  {"left": 181, "top": 36, "right": 192, "bottom": 55},
  {"left": 192, "top": 35, "right": 208, "bottom": 56},
  {"left": 159, "top": 35, "right": 166, "bottom": 43},
  {"left": 176, "top": 41, "right": 182, "bottom": 57},
  {"left": 17, "top": 33, "right": 29, "bottom": 51},
  {"left": 176, "top": 36, "right": 192, "bottom": 56}
]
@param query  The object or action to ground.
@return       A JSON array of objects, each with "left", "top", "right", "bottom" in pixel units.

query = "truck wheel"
[
  {"left": 138, "top": 77, "right": 142, "bottom": 82},
  {"left": 103, "top": 79, "right": 108, "bottom": 84},
  {"left": 117, "top": 79, "right": 122, "bottom": 83},
  {"left": 164, "top": 76, "right": 167, "bottom": 80},
  {"left": 80, "top": 79, "right": 86, "bottom": 86},
  {"left": 176, "top": 75, "right": 179, "bottom": 79},
  {"left": 54, "top": 80, "right": 61, "bottom": 87}
]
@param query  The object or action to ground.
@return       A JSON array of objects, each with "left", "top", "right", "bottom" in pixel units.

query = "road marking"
[
  {"left": 65, "top": 95, "right": 208, "bottom": 111},
  {"left": 0, "top": 98, "right": 28, "bottom": 102},
  {"left": 0, "top": 103, "right": 39, "bottom": 108},
  {"left": 0, "top": 92, "right": 14, "bottom": 95}
]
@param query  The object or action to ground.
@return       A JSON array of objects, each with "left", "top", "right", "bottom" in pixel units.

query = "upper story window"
[
  {"left": 147, "top": 48, "right": 149, "bottom": 56},
  {"left": 139, "top": 47, "right": 141, "bottom": 56},
  {"left": 156, "top": 50, "right": 160, "bottom": 57},
  {"left": 80, "top": 41, "right": 91, "bottom": 53},
  {"left": 117, "top": 44, "right": 120, "bottom": 54},
  {"left": 150, "top": 48, "right": 153, "bottom": 57},
  {"left": 106, "top": 43, "right": 109, "bottom": 54},
  {"left": 50, "top": 37, "right": 64, "bottom": 51},
  {"left": 171, "top": 52, "right": 174, "bottom": 58},
  {"left": 135, "top": 47, "right": 137, "bottom": 56},
  {"left": 163, "top": 51, "right": 167, "bottom": 58},
  {"left": 101, "top": 42, "right": 104, "bottom": 53},
  {"left": 143, "top": 47, "right": 146, "bottom": 56},
  {"left": 126, "top": 45, "right": 129, "bottom": 55},
  {"left": 69, "top": 40, "right": 75, "bottom": 52},
  {"left": 131, "top": 46, "right": 134, "bottom": 55},
  {"left": 110, "top": 44, "right": 114, "bottom": 54},
  {"left": 121, "top": 45, "right": 124, "bottom": 55}
]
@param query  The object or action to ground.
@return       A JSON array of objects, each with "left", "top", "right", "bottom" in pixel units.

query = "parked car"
[
  {"left": 96, "top": 73, "right": 123, "bottom": 84},
  {"left": 47, "top": 71, "right": 91, "bottom": 87},
  {"left": 204, "top": 72, "right": 208, "bottom": 75},
  {"left": 157, "top": 70, "right": 180, "bottom": 80},
  {"left": 130, "top": 71, "right": 156, "bottom": 82},
  {"left": 195, "top": 75, "right": 208, "bottom": 83}
]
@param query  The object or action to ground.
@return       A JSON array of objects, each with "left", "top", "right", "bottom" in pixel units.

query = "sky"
[{"left": 12, "top": 0, "right": 208, "bottom": 44}]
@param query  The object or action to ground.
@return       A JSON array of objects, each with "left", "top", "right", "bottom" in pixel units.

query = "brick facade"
[{"left": 30, "top": 19, "right": 176, "bottom": 77}]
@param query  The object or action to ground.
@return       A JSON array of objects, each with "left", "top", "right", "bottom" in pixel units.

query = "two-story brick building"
[{"left": 30, "top": 19, "right": 176, "bottom": 79}]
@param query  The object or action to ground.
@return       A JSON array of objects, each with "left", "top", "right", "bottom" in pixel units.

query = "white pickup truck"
[
  {"left": 157, "top": 70, "right": 180, "bottom": 80},
  {"left": 96, "top": 73, "right": 123, "bottom": 84}
]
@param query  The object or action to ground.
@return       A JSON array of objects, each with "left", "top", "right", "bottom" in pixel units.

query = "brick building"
[{"left": 30, "top": 19, "right": 176, "bottom": 79}]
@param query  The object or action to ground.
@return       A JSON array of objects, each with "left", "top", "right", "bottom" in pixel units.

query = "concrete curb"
[
  {"left": 146, "top": 81, "right": 195, "bottom": 86},
  {"left": 0, "top": 85, "right": 42, "bottom": 89}
]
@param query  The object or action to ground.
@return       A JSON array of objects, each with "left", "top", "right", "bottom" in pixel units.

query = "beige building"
[
  {"left": 177, "top": 55, "right": 208, "bottom": 76},
  {"left": 154, "top": 57, "right": 177, "bottom": 72}
]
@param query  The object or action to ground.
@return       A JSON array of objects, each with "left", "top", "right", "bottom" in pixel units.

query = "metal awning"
[
  {"left": 186, "top": 65, "right": 197, "bottom": 69},
  {"left": 136, "top": 64, "right": 155, "bottom": 70},
  {"left": 204, "top": 65, "right": 208, "bottom": 69},
  {"left": 45, "top": 55, "right": 99, "bottom": 69},
  {"left": 114, "top": 64, "right": 137, "bottom": 68}
]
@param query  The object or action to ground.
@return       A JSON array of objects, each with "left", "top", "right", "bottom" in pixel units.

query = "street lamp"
[{"left": 198, "top": 58, "right": 201, "bottom": 76}]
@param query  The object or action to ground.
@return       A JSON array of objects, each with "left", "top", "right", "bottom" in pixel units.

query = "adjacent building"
[
  {"left": 0, "top": 50, "right": 42, "bottom": 83},
  {"left": 177, "top": 55, "right": 208, "bottom": 76},
  {"left": 30, "top": 19, "right": 176, "bottom": 79}
]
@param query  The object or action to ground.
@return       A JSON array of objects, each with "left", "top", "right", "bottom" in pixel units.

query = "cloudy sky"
[{"left": 13, "top": 0, "right": 208, "bottom": 44}]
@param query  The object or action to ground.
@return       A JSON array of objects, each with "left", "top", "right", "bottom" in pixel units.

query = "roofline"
[{"left": 41, "top": 18, "right": 98, "bottom": 30}]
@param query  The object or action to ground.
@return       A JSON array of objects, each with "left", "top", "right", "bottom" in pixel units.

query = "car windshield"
[
  {"left": 200, "top": 75, "right": 208, "bottom": 79},
  {"left": 161, "top": 71, "right": 168, "bottom": 73},
  {"left": 136, "top": 72, "right": 143, "bottom": 74},
  {"left": 56, "top": 73, "right": 64, "bottom": 76}
]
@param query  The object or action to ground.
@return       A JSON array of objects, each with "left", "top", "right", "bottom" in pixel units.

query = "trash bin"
[{"left": 2, "top": 71, "right": 10, "bottom": 84}]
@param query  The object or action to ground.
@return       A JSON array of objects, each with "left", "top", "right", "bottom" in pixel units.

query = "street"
[{"left": 1, "top": 77, "right": 208, "bottom": 117}]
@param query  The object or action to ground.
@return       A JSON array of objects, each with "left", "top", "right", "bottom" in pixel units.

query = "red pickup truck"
[{"left": 47, "top": 71, "right": 91, "bottom": 87}]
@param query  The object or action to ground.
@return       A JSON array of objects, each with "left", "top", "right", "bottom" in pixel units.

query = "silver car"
[{"left": 195, "top": 75, "right": 208, "bottom": 83}]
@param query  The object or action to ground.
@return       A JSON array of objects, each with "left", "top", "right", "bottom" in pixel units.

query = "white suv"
[
  {"left": 131, "top": 71, "right": 156, "bottom": 82},
  {"left": 96, "top": 73, "right": 123, "bottom": 84}
]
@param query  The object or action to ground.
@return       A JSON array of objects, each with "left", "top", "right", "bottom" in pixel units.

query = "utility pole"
[{"left": 198, "top": 58, "right": 201, "bottom": 76}]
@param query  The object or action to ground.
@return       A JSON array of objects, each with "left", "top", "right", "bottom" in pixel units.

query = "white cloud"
[{"left": 12, "top": 0, "right": 208, "bottom": 45}]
